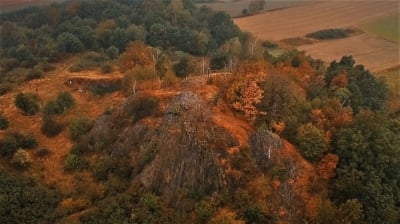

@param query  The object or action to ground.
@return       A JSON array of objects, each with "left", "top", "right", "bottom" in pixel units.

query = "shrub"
[
  {"left": 101, "top": 63, "right": 113, "bottom": 74},
  {"left": 90, "top": 82, "right": 120, "bottom": 96},
  {"left": 43, "top": 100, "right": 62, "bottom": 115},
  {"left": 41, "top": 117, "right": 64, "bottom": 138},
  {"left": 306, "top": 28, "right": 353, "bottom": 40},
  {"left": 125, "top": 95, "right": 160, "bottom": 122},
  {"left": 106, "top": 46, "right": 119, "bottom": 59},
  {"left": 0, "top": 115, "right": 9, "bottom": 130},
  {"left": 15, "top": 92, "right": 40, "bottom": 115},
  {"left": 64, "top": 154, "right": 86, "bottom": 171},
  {"left": 44, "top": 92, "right": 75, "bottom": 115},
  {"left": 68, "top": 51, "right": 108, "bottom": 72},
  {"left": 56, "top": 92, "right": 75, "bottom": 110},
  {"left": 69, "top": 117, "right": 92, "bottom": 140},
  {"left": 11, "top": 149, "right": 32, "bottom": 168},
  {"left": 19, "top": 134, "right": 38, "bottom": 149},
  {"left": 0, "top": 136, "right": 18, "bottom": 156},
  {"left": 25, "top": 68, "right": 44, "bottom": 81}
]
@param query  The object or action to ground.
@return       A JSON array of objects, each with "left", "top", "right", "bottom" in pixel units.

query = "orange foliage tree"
[
  {"left": 230, "top": 81, "right": 264, "bottom": 122},
  {"left": 317, "top": 153, "right": 339, "bottom": 180},
  {"left": 118, "top": 41, "right": 154, "bottom": 72}
]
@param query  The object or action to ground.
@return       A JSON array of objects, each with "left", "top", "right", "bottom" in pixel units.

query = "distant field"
[
  {"left": 234, "top": 1, "right": 399, "bottom": 41},
  {"left": 234, "top": 0, "right": 400, "bottom": 72},
  {"left": 198, "top": 0, "right": 310, "bottom": 17},
  {"left": 377, "top": 68, "right": 400, "bottom": 92},
  {"left": 360, "top": 14, "right": 400, "bottom": 43},
  {"left": 298, "top": 34, "right": 399, "bottom": 72},
  {"left": 0, "top": 0, "right": 63, "bottom": 13}
]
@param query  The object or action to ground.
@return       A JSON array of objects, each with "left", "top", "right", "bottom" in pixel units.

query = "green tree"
[
  {"left": 296, "top": 123, "right": 327, "bottom": 163},
  {"left": 332, "top": 111, "right": 400, "bottom": 223},
  {"left": 208, "top": 12, "right": 240, "bottom": 45},
  {"left": 57, "top": 32, "right": 84, "bottom": 53},
  {"left": 173, "top": 55, "right": 196, "bottom": 77},
  {"left": 15, "top": 93, "right": 40, "bottom": 115}
]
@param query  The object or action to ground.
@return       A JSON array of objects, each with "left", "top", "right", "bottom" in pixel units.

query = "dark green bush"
[
  {"left": 101, "top": 63, "right": 113, "bottom": 74},
  {"left": 0, "top": 115, "right": 9, "bottom": 130},
  {"left": 0, "top": 136, "right": 18, "bottom": 156},
  {"left": 90, "top": 82, "right": 121, "bottom": 96},
  {"left": 69, "top": 117, "right": 92, "bottom": 140},
  {"left": 25, "top": 68, "right": 44, "bottom": 81},
  {"left": 41, "top": 117, "right": 64, "bottom": 138},
  {"left": 125, "top": 95, "right": 160, "bottom": 122},
  {"left": 43, "top": 100, "right": 63, "bottom": 115},
  {"left": 19, "top": 134, "right": 38, "bottom": 149},
  {"left": 68, "top": 52, "right": 108, "bottom": 72},
  {"left": 64, "top": 154, "right": 87, "bottom": 171},
  {"left": 306, "top": 28, "right": 353, "bottom": 40},
  {"left": 44, "top": 91, "right": 75, "bottom": 115},
  {"left": 57, "top": 91, "right": 74, "bottom": 108},
  {"left": 15, "top": 92, "right": 40, "bottom": 115},
  {"left": 106, "top": 46, "right": 119, "bottom": 59}
]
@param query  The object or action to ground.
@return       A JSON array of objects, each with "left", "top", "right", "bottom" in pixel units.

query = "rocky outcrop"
[{"left": 138, "top": 92, "right": 233, "bottom": 202}]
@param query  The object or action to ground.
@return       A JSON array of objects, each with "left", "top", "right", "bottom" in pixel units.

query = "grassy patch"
[{"left": 360, "top": 14, "right": 399, "bottom": 43}]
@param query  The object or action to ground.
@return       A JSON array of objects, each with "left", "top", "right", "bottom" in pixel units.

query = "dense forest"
[{"left": 0, "top": 0, "right": 399, "bottom": 223}]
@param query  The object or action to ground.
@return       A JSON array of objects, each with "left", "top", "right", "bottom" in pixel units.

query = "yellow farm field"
[
  {"left": 234, "top": 1, "right": 399, "bottom": 41},
  {"left": 298, "top": 34, "right": 399, "bottom": 72},
  {"left": 234, "top": 0, "right": 400, "bottom": 72}
]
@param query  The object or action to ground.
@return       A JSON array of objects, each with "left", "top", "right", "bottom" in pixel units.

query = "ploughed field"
[
  {"left": 0, "top": 0, "right": 63, "bottom": 12},
  {"left": 234, "top": 0, "right": 400, "bottom": 73}
]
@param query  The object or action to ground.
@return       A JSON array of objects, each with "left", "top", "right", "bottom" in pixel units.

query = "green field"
[{"left": 360, "top": 14, "right": 400, "bottom": 43}]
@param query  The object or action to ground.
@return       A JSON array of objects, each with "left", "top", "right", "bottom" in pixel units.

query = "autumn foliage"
[
  {"left": 118, "top": 41, "right": 154, "bottom": 72},
  {"left": 230, "top": 81, "right": 264, "bottom": 122}
]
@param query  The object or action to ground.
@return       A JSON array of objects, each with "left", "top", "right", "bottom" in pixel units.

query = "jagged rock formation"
[
  {"left": 249, "top": 130, "right": 283, "bottom": 169},
  {"left": 138, "top": 92, "right": 235, "bottom": 202}
]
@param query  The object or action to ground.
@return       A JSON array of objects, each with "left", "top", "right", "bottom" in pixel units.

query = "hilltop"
[{"left": 1, "top": 1, "right": 399, "bottom": 223}]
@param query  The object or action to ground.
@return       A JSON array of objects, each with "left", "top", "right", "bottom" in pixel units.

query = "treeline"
[{"left": 0, "top": 0, "right": 244, "bottom": 93}]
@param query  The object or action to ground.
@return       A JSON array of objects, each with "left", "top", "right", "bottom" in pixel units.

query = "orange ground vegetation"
[{"left": 0, "top": 57, "right": 125, "bottom": 193}]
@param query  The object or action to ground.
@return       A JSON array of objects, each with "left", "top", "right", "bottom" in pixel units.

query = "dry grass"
[{"left": 0, "top": 56, "right": 125, "bottom": 193}]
